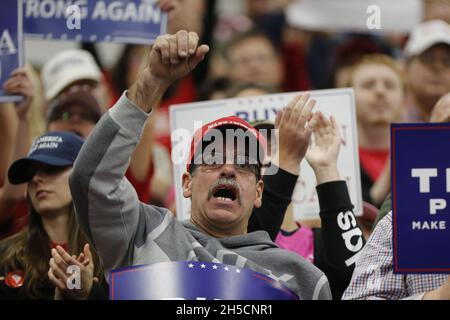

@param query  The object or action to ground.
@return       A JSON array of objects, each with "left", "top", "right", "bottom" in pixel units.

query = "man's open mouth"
[{"left": 212, "top": 184, "right": 238, "bottom": 202}]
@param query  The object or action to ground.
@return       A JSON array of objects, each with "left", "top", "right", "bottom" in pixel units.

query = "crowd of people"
[{"left": 0, "top": 0, "right": 449, "bottom": 300}]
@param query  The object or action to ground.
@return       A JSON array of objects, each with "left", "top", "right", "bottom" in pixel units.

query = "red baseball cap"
[{"left": 186, "top": 116, "right": 267, "bottom": 171}]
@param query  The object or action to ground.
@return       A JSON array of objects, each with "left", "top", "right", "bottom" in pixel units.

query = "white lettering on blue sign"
[
  {"left": 430, "top": 198, "right": 447, "bottom": 214},
  {"left": 0, "top": 30, "right": 17, "bottom": 55},
  {"left": 25, "top": 1, "right": 160, "bottom": 23},
  {"left": 412, "top": 220, "right": 446, "bottom": 230},
  {"left": 411, "top": 168, "right": 438, "bottom": 193},
  {"left": 91, "top": 1, "right": 160, "bottom": 23},
  {"left": 25, "top": 0, "right": 89, "bottom": 19}
]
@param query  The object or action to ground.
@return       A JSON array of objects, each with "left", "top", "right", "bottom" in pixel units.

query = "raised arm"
[
  {"left": 248, "top": 94, "right": 316, "bottom": 239},
  {"left": 0, "top": 69, "right": 34, "bottom": 227},
  {"left": 69, "top": 31, "right": 209, "bottom": 271},
  {"left": 306, "top": 112, "right": 365, "bottom": 299}
]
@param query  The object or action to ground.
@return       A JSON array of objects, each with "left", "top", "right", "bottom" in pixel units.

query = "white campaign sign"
[
  {"left": 169, "top": 88, "right": 362, "bottom": 221},
  {"left": 286, "top": 0, "right": 422, "bottom": 33}
]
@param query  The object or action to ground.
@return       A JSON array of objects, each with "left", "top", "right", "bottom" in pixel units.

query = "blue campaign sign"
[
  {"left": 392, "top": 123, "right": 450, "bottom": 273},
  {"left": 24, "top": 0, "right": 167, "bottom": 44},
  {"left": 0, "top": 0, "right": 24, "bottom": 103},
  {"left": 109, "top": 261, "right": 299, "bottom": 300}
]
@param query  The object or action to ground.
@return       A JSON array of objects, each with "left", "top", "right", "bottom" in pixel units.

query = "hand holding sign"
[
  {"left": 2, "top": 68, "right": 33, "bottom": 119},
  {"left": 128, "top": 30, "right": 209, "bottom": 112},
  {"left": 306, "top": 112, "right": 341, "bottom": 185}
]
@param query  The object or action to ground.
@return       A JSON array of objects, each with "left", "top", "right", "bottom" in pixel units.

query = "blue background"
[
  {"left": 392, "top": 123, "right": 450, "bottom": 273},
  {"left": 0, "top": 0, "right": 23, "bottom": 102},
  {"left": 24, "top": 0, "right": 167, "bottom": 44},
  {"left": 110, "top": 261, "right": 299, "bottom": 300}
]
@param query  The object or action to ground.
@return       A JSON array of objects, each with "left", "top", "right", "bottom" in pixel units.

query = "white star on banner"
[
  {"left": 200, "top": 264, "right": 206, "bottom": 268},
  {"left": 212, "top": 265, "right": 218, "bottom": 270},
  {"left": 224, "top": 266, "right": 229, "bottom": 271},
  {"left": 236, "top": 269, "right": 241, "bottom": 273},
  {"left": 188, "top": 263, "right": 194, "bottom": 268}
]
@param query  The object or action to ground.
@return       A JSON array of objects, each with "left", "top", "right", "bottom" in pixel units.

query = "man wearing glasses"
[{"left": 68, "top": 31, "right": 336, "bottom": 299}]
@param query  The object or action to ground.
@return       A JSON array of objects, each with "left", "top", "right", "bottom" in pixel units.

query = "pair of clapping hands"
[
  {"left": 274, "top": 93, "right": 342, "bottom": 184},
  {"left": 48, "top": 244, "right": 97, "bottom": 300}
]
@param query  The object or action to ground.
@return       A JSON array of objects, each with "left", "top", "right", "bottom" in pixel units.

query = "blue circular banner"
[{"left": 109, "top": 261, "right": 299, "bottom": 300}]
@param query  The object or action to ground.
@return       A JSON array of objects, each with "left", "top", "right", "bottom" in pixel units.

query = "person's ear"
[
  {"left": 182, "top": 172, "right": 193, "bottom": 198},
  {"left": 253, "top": 180, "right": 264, "bottom": 208}
]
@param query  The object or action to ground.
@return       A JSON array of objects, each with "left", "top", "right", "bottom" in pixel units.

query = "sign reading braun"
[
  {"left": 24, "top": 0, "right": 167, "bottom": 44},
  {"left": 392, "top": 123, "right": 450, "bottom": 273}
]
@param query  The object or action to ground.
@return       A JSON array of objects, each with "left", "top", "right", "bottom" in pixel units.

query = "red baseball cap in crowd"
[{"left": 186, "top": 116, "right": 267, "bottom": 172}]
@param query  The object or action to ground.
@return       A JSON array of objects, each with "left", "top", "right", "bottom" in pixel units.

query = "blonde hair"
[{"left": 346, "top": 54, "right": 406, "bottom": 90}]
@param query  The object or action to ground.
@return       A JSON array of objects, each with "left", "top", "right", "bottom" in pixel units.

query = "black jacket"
[{"left": 249, "top": 168, "right": 365, "bottom": 300}]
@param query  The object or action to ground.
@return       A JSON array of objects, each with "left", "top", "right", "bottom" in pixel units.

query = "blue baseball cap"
[{"left": 8, "top": 131, "right": 84, "bottom": 185}]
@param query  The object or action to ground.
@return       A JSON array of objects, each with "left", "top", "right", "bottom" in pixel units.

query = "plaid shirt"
[{"left": 342, "top": 212, "right": 447, "bottom": 300}]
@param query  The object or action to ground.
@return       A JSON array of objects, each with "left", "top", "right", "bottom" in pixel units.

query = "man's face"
[
  {"left": 228, "top": 36, "right": 283, "bottom": 88},
  {"left": 407, "top": 44, "right": 450, "bottom": 113},
  {"left": 47, "top": 104, "right": 97, "bottom": 138},
  {"left": 353, "top": 63, "right": 404, "bottom": 126},
  {"left": 182, "top": 141, "right": 263, "bottom": 237}
]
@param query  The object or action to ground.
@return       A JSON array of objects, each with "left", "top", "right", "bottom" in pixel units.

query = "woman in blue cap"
[{"left": 0, "top": 131, "right": 106, "bottom": 299}]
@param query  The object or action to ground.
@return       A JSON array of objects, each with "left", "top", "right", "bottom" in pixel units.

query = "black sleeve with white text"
[{"left": 315, "top": 181, "right": 366, "bottom": 300}]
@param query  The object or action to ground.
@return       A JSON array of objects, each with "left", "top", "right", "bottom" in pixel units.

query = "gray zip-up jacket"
[{"left": 69, "top": 92, "right": 332, "bottom": 300}]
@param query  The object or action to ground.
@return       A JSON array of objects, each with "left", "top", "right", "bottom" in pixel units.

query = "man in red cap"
[
  {"left": 68, "top": 30, "right": 332, "bottom": 299},
  {"left": 182, "top": 115, "right": 268, "bottom": 237}
]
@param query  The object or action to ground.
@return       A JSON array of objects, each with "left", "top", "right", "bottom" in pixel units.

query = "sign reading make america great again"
[
  {"left": 110, "top": 261, "right": 299, "bottom": 300},
  {"left": 392, "top": 123, "right": 450, "bottom": 273},
  {"left": 24, "top": 0, "right": 167, "bottom": 44},
  {"left": 0, "top": 0, "right": 24, "bottom": 103}
]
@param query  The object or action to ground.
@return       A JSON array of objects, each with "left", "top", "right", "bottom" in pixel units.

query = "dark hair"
[
  {"left": 329, "top": 34, "right": 392, "bottom": 87},
  {"left": 198, "top": 77, "right": 233, "bottom": 101},
  {"left": 0, "top": 195, "right": 102, "bottom": 299},
  {"left": 226, "top": 82, "right": 278, "bottom": 98},
  {"left": 111, "top": 44, "right": 150, "bottom": 94},
  {"left": 223, "top": 28, "right": 279, "bottom": 60}
]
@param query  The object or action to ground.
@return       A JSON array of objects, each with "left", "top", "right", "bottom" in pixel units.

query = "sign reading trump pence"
[
  {"left": 392, "top": 123, "right": 450, "bottom": 273},
  {"left": 0, "top": 0, "right": 24, "bottom": 103},
  {"left": 169, "top": 88, "right": 362, "bottom": 221}
]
